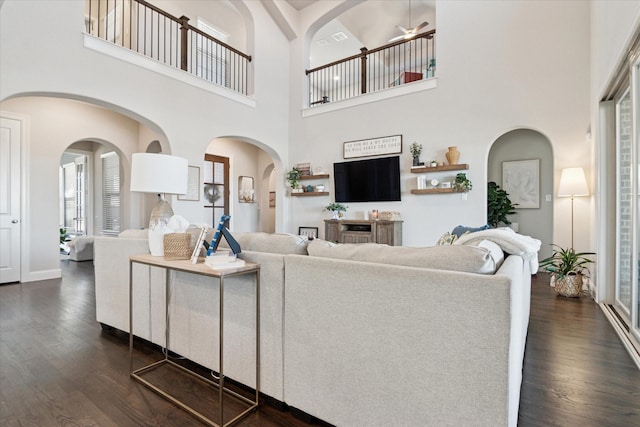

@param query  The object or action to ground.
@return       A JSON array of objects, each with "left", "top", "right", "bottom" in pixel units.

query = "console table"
[
  {"left": 324, "top": 219, "right": 403, "bottom": 245},
  {"left": 128, "top": 254, "right": 260, "bottom": 427}
]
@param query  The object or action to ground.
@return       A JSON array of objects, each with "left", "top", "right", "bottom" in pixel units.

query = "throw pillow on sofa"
[
  {"left": 451, "top": 224, "right": 490, "bottom": 238},
  {"left": 218, "top": 232, "right": 310, "bottom": 255}
]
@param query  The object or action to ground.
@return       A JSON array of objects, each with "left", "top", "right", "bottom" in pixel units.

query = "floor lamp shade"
[
  {"left": 558, "top": 167, "right": 589, "bottom": 197},
  {"left": 558, "top": 167, "right": 589, "bottom": 249},
  {"left": 130, "top": 153, "right": 189, "bottom": 256}
]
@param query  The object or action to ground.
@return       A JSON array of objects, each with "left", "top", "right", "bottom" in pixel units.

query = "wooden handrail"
[
  {"left": 136, "top": 0, "right": 252, "bottom": 62},
  {"left": 306, "top": 30, "right": 435, "bottom": 75}
]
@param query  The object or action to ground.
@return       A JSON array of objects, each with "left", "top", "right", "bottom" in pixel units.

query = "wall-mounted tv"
[{"left": 333, "top": 156, "right": 401, "bottom": 203}]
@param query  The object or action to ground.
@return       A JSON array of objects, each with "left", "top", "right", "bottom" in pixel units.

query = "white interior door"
[{"left": 0, "top": 116, "right": 22, "bottom": 283}]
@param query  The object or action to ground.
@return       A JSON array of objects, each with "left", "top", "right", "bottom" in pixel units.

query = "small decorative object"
[
  {"left": 430, "top": 160, "right": 438, "bottom": 167},
  {"left": 430, "top": 178, "right": 439, "bottom": 188},
  {"left": 325, "top": 202, "right": 348, "bottom": 219},
  {"left": 487, "top": 181, "right": 517, "bottom": 228},
  {"left": 410, "top": 142, "right": 423, "bottom": 166},
  {"left": 379, "top": 211, "right": 402, "bottom": 220},
  {"left": 315, "top": 184, "right": 325, "bottom": 192},
  {"left": 296, "top": 162, "right": 312, "bottom": 176},
  {"left": 441, "top": 181, "right": 451, "bottom": 189},
  {"left": 286, "top": 166, "right": 301, "bottom": 191},
  {"left": 539, "top": 245, "right": 595, "bottom": 297},
  {"left": 298, "top": 226, "right": 319, "bottom": 239},
  {"left": 453, "top": 173, "right": 472, "bottom": 192},
  {"left": 306, "top": 184, "right": 314, "bottom": 192},
  {"left": 446, "top": 146, "right": 460, "bottom": 165},
  {"left": 426, "top": 58, "right": 436, "bottom": 78},
  {"left": 163, "top": 233, "right": 192, "bottom": 260},
  {"left": 371, "top": 209, "right": 379, "bottom": 219}
]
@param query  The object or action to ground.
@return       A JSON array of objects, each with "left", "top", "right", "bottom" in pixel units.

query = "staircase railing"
[
  {"left": 85, "top": 0, "right": 252, "bottom": 95},
  {"left": 306, "top": 30, "right": 435, "bottom": 107}
]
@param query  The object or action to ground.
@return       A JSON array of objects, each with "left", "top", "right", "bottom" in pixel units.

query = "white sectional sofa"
[{"left": 94, "top": 230, "right": 534, "bottom": 426}]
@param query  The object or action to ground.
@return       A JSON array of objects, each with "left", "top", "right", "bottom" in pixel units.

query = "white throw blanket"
[{"left": 454, "top": 228, "right": 541, "bottom": 273}]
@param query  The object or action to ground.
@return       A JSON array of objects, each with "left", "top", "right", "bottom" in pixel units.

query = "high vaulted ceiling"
[{"left": 304, "top": 0, "right": 436, "bottom": 68}]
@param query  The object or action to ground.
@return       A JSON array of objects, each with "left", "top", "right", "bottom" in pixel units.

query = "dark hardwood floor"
[{"left": 0, "top": 260, "right": 638, "bottom": 426}]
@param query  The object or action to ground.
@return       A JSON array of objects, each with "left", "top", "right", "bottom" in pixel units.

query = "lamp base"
[{"left": 148, "top": 196, "right": 174, "bottom": 256}]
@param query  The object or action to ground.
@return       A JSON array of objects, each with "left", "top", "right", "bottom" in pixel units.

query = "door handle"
[{"left": 11, "top": 219, "right": 19, "bottom": 223}]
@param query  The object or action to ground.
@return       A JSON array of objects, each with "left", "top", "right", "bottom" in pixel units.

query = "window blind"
[{"left": 101, "top": 152, "right": 120, "bottom": 235}]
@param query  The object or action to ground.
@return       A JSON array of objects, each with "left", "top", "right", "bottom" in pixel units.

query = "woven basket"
[
  {"left": 163, "top": 233, "right": 192, "bottom": 260},
  {"left": 552, "top": 273, "right": 583, "bottom": 298}
]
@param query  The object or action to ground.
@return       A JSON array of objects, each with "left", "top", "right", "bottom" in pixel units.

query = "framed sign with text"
[{"left": 343, "top": 135, "right": 402, "bottom": 159}]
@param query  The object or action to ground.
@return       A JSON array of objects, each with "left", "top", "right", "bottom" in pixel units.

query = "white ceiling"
[
  {"left": 305, "top": 0, "right": 436, "bottom": 68},
  {"left": 284, "top": 0, "right": 317, "bottom": 11}
]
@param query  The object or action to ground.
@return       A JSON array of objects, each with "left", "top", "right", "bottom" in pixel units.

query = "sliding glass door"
[
  {"left": 615, "top": 57, "right": 640, "bottom": 351},
  {"left": 633, "top": 58, "right": 640, "bottom": 347},
  {"left": 616, "top": 88, "right": 633, "bottom": 321}
]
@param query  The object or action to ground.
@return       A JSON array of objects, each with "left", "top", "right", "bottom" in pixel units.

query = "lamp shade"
[
  {"left": 130, "top": 153, "right": 188, "bottom": 195},
  {"left": 557, "top": 167, "right": 589, "bottom": 197}
]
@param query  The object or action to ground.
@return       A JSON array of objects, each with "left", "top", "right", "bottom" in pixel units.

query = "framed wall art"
[
  {"left": 343, "top": 135, "right": 402, "bottom": 159},
  {"left": 502, "top": 159, "right": 540, "bottom": 209},
  {"left": 298, "top": 226, "right": 318, "bottom": 239}
]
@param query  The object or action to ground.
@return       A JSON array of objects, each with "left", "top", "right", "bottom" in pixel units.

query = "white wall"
[
  {"left": 289, "top": 0, "right": 591, "bottom": 246},
  {"left": 591, "top": 1, "right": 640, "bottom": 302},
  {"left": 0, "top": 97, "right": 146, "bottom": 281},
  {"left": 0, "top": 0, "right": 291, "bottom": 281}
]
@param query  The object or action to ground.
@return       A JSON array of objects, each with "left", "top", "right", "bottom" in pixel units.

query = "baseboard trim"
[
  {"left": 599, "top": 303, "right": 640, "bottom": 370},
  {"left": 22, "top": 268, "right": 62, "bottom": 283}
]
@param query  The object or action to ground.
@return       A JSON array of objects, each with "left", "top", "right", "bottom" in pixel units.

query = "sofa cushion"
[
  {"left": 219, "top": 232, "right": 310, "bottom": 255},
  {"left": 119, "top": 229, "right": 148, "bottom": 239},
  {"left": 307, "top": 240, "right": 498, "bottom": 274}
]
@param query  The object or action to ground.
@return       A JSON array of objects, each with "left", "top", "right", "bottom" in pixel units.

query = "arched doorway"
[
  {"left": 488, "top": 129, "right": 554, "bottom": 260},
  {"left": 203, "top": 136, "right": 279, "bottom": 233}
]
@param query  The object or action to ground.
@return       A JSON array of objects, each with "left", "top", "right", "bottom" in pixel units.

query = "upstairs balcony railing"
[
  {"left": 306, "top": 30, "right": 435, "bottom": 107},
  {"left": 85, "top": 0, "right": 252, "bottom": 95}
]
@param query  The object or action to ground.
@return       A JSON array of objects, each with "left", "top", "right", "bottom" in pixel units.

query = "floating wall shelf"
[{"left": 410, "top": 164, "right": 469, "bottom": 174}]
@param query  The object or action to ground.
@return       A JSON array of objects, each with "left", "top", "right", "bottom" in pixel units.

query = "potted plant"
[
  {"left": 453, "top": 172, "right": 472, "bottom": 192},
  {"left": 325, "top": 202, "right": 347, "bottom": 219},
  {"left": 286, "top": 166, "right": 302, "bottom": 192},
  {"left": 487, "top": 181, "right": 517, "bottom": 227},
  {"left": 409, "top": 142, "right": 423, "bottom": 166},
  {"left": 539, "top": 245, "right": 595, "bottom": 297}
]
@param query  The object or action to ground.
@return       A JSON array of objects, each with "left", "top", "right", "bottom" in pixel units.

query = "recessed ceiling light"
[
  {"left": 334, "top": 75, "right": 340, "bottom": 81},
  {"left": 332, "top": 32, "right": 347, "bottom": 42}
]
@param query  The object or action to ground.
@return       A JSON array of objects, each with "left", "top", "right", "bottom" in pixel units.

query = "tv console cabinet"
[{"left": 324, "top": 219, "right": 403, "bottom": 246}]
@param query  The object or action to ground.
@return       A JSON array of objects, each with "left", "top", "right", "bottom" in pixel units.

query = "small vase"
[
  {"left": 332, "top": 210, "right": 340, "bottom": 220},
  {"left": 446, "top": 146, "right": 460, "bottom": 165},
  {"left": 412, "top": 156, "right": 420, "bottom": 167}
]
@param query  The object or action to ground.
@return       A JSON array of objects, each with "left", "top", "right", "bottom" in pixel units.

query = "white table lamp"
[
  {"left": 130, "top": 153, "right": 188, "bottom": 255},
  {"left": 557, "top": 167, "right": 589, "bottom": 248}
]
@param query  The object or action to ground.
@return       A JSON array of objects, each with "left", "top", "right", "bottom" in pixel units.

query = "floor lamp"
[
  {"left": 557, "top": 167, "right": 590, "bottom": 249},
  {"left": 130, "top": 153, "right": 188, "bottom": 256}
]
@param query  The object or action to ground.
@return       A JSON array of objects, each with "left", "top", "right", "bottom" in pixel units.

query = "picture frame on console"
[{"left": 298, "top": 227, "right": 318, "bottom": 239}]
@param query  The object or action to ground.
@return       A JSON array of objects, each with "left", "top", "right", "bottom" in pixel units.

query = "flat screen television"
[{"left": 333, "top": 156, "right": 401, "bottom": 203}]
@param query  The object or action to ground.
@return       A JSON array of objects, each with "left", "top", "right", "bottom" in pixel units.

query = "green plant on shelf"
[
  {"left": 286, "top": 167, "right": 301, "bottom": 189},
  {"left": 325, "top": 202, "right": 347, "bottom": 212}
]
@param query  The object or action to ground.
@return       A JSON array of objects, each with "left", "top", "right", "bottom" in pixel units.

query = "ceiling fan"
[{"left": 389, "top": 0, "right": 428, "bottom": 42}]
